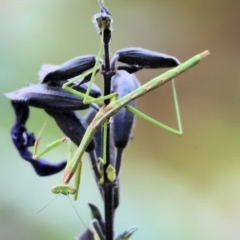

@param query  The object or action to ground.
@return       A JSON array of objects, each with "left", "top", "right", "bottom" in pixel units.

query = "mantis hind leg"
[{"left": 126, "top": 79, "right": 182, "bottom": 136}]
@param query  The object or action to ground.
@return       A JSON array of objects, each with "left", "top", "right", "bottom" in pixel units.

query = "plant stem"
[{"left": 102, "top": 28, "right": 115, "bottom": 240}]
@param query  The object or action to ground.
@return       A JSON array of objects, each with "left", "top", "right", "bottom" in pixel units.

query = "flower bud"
[
  {"left": 39, "top": 64, "right": 102, "bottom": 100},
  {"left": 5, "top": 84, "right": 90, "bottom": 111},
  {"left": 111, "top": 70, "right": 140, "bottom": 149},
  {"left": 114, "top": 47, "right": 180, "bottom": 68},
  {"left": 92, "top": 2, "right": 112, "bottom": 34},
  {"left": 76, "top": 229, "right": 94, "bottom": 240},
  {"left": 41, "top": 55, "right": 98, "bottom": 83},
  {"left": 88, "top": 203, "right": 105, "bottom": 233}
]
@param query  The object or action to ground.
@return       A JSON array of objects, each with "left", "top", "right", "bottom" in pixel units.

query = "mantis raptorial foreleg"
[
  {"left": 33, "top": 117, "right": 72, "bottom": 160},
  {"left": 32, "top": 122, "right": 80, "bottom": 196},
  {"left": 52, "top": 139, "right": 79, "bottom": 196},
  {"left": 62, "top": 110, "right": 116, "bottom": 200},
  {"left": 32, "top": 120, "right": 70, "bottom": 160}
]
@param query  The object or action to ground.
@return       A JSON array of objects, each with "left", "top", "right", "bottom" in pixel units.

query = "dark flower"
[
  {"left": 113, "top": 47, "right": 180, "bottom": 68},
  {"left": 10, "top": 101, "right": 66, "bottom": 176},
  {"left": 41, "top": 55, "right": 99, "bottom": 83},
  {"left": 76, "top": 229, "right": 95, "bottom": 240},
  {"left": 6, "top": 84, "right": 92, "bottom": 112}
]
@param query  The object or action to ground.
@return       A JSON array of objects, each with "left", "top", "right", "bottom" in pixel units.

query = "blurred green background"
[{"left": 1, "top": 0, "right": 240, "bottom": 239}]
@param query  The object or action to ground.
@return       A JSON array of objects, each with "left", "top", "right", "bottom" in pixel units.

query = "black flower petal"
[
  {"left": 11, "top": 101, "right": 29, "bottom": 125},
  {"left": 6, "top": 84, "right": 89, "bottom": 112},
  {"left": 111, "top": 70, "right": 140, "bottom": 149},
  {"left": 113, "top": 47, "right": 180, "bottom": 69},
  {"left": 40, "top": 55, "right": 98, "bottom": 84},
  {"left": 76, "top": 229, "right": 94, "bottom": 240},
  {"left": 10, "top": 101, "right": 66, "bottom": 176}
]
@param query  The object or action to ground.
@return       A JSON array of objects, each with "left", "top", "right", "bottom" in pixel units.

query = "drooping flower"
[{"left": 10, "top": 101, "right": 66, "bottom": 176}]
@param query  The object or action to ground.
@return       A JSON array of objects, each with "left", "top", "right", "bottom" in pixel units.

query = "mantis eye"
[{"left": 51, "top": 184, "right": 77, "bottom": 195}]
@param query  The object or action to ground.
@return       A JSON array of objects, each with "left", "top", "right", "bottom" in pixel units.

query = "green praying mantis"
[
  {"left": 30, "top": 7, "right": 209, "bottom": 200},
  {"left": 32, "top": 31, "right": 210, "bottom": 200},
  {"left": 3, "top": 2, "right": 211, "bottom": 239}
]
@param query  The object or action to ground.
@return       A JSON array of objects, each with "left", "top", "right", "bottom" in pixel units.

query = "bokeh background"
[{"left": 1, "top": 0, "right": 240, "bottom": 239}]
